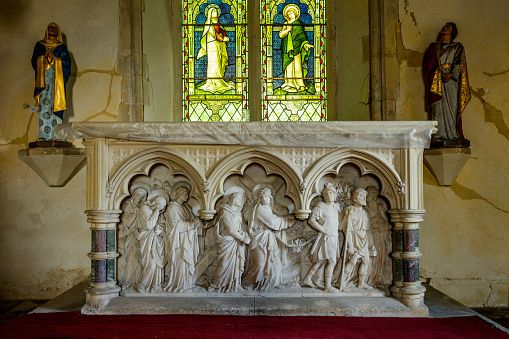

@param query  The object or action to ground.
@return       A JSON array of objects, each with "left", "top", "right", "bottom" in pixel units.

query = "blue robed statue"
[{"left": 31, "top": 23, "right": 71, "bottom": 141}]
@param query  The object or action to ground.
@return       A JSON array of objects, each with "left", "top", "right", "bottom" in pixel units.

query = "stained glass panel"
[
  {"left": 261, "top": 0, "right": 326, "bottom": 121},
  {"left": 183, "top": 0, "right": 248, "bottom": 121}
]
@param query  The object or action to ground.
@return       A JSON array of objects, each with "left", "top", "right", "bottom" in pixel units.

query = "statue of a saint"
[
  {"left": 31, "top": 23, "right": 71, "bottom": 141},
  {"left": 242, "top": 188, "right": 296, "bottom": 291},
  {"left": 197, "top": 4, "right": 235, "bottom": 93},
  {"left": 210, "top": 191, "right": 251, "bottom": 292},
  {"left": 137, "top": 194, "right": 167, "bottom": 293},
  {"left": 119, "top": 187, "right": 148, "bottom": 289},
  {"left": 339, "top": 188, "right": 375, "bottom": 290},
  {"left": 278, "top": 4, "right": 313, "bottom": 93},
  {"left": 365, "top": 186, "right": 391, "bottom": 287},
  {"left": 302, "top": 183, "right": 342, "bottom": 292},
  {"left": 164, "top": 186, "right": 203, "bottom": 292},
  {"left": 424, "top": 22, "right": 470, "bottom": 142}
]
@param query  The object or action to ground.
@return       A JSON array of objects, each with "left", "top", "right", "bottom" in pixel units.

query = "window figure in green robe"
[{"left": 278, "top": 4, "right": 314, "bottom": 93}]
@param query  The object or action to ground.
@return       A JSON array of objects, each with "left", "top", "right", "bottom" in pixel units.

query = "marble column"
[
  {"left": 388, "top": 209, "right": 426, "bottom": 308},
  {"left": 85, "top": 210, "right": 122, "bottom": 309}
]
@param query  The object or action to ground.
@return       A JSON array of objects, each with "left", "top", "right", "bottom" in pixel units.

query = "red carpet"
[{"left": 0, "top": 313, "right": 507, "bottom": 338}]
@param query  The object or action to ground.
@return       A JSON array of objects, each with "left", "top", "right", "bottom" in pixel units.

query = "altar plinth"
[{"left": 55, "top": 121, "right": 435, "bottom": 316}]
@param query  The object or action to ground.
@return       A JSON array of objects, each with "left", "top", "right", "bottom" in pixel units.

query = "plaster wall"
[
  {"left": 397, "top": 0, "right": 509, "bottom": 306},
  {"left": 0, "top": 0, "right": 121, "bottom": 299}
]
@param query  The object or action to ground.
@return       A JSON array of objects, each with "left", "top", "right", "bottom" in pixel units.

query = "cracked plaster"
[{"left": 399, "top": 0, "right": 509, "bottom": 307}]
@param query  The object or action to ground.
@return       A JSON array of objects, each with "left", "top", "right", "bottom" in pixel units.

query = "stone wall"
[
  {"left": 0, "top": 0, "right": 121, "bottom": 299},
  {"left": 0, "top": 0, "right": 507, "bottom": 306},
  {"left": 397, "top": 0, "right": 509, "bottom": 307}
]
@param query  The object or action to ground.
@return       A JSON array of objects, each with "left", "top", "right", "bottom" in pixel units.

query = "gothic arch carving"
[
  {"left": 302, "top": 148, "right": 402, "bottom": 209},
  {"left": 205, "top": 148, "right": 303, "bottom": 211},
  {"left": 107, "top": 147, "right": 206, "bottom": 210}
]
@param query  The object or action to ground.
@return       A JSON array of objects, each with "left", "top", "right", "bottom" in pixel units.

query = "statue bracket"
[
  {"left": 18, "top": 145, "right": 86, "bottom": 187},
  {"left": 423, "top": 146, "right": 471, "bottom": 186}
]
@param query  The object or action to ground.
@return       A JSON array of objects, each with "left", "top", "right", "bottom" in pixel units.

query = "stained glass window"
[
  {"left": 183, "top": 0, "right": 248, "bottom": 121},
  {"left": 261, "top": 0, "right": 326, "bottom": 121}
]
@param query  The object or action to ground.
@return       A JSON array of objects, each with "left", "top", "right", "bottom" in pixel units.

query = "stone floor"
[{"left": 0, "top": 281, "right": 507, "bottom": 335}]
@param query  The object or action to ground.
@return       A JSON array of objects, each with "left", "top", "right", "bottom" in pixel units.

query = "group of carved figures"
[{"left": 118, "top": 182, "right": 391, "bottom": 294}]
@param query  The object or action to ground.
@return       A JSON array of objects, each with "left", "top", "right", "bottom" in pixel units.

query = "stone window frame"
[{"left": 119, "top": 0, "right": 398, "bottom": 122}]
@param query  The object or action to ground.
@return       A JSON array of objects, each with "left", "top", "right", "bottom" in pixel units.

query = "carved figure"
[
  {"left": 365, "top": 186, "right": 391, "bottom": 287},
  {"left": 119, "top": 187, "right": 148, "bottom": 289},
  {"left": 424, "top": 22, "right": 470, "bottom": 141},
  {"left": 210, "top": 192, "right": 251, "bottom": 292},
  {"left": 164, "top": 186, "right": 203, "bottom": 292},
  {"left": 278, "top": 4, "right": 314, "bottom": 93},
  {"left": 197, "top": 4, "right": 235, "bottom": 93},
  {"left": 137, "top": 194, "right": 167, "bottom": 293},
  {"left": 242, "top": 188, "right": 296, "bottom": 291},
  {"left": 339, "top": 188, "right": 375, "bottom": 290},
  {"left": 31, "top": 23, "right": 71, "bottom": 140},
  {"left": 302, "top": 183, "right": 342, "bottom": 292}
]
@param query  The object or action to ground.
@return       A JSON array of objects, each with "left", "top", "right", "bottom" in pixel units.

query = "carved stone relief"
[{"left": 117, "top": 161, "right": 393, "bottom": 295}]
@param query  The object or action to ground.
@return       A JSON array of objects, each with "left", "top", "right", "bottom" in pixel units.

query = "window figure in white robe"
[{"left": 197, "top": 4, "right": 235, "bottom": 93}]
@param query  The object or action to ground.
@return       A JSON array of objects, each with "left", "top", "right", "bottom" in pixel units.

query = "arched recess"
[
  {"left": 107, "top": 147, "right": 206, "bottom": 210},
  {"left": 205, "top": 148, "right": 303, "bottom": 211},
  {"left": 302, "top": 149, "right": 402, "bottom": 210}
]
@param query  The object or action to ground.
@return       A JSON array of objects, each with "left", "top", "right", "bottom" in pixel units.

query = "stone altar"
[{"left": 55, "top": 121, "right": 435, "bottom": 314}]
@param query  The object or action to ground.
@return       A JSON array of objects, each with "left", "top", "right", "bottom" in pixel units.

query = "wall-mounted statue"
[
  {"left": 302, "top": 183, "right": 342, "bottom": 292},
  {"left": 31, "top": 23, "right": 71, "bottom": 141},
  {"left": 137, "top": 193, "right": 168, "bottom": 293},
  {"left": 210, "top": 190, "right": 251, "bottom": 292},
  {"left": 119, "top": 186, "right": 148, "bottom": 289},
  {"left": 165, "top": 184, "right": 204, "bottom": 292},
  {"left": 339, "top": 188, "right": 376, "bottom": 290},
  {"left": 425, "top": 22, "right": 470, "bottom": 145},
  {"left": 243, "top": 188, "right": 296, "bottom": 291}
]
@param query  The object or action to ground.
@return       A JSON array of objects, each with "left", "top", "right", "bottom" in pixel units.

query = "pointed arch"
[
  {"left": 107, "top": 147, "right": 206, "bottom": 210},
  {"left": 302, "top": 149, "right": 402, "bottom": 210},
  {"left": 204, "top": 148, "right": 303, "bottom": 210}
]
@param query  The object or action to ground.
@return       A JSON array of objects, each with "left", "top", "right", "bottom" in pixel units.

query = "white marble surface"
[{"left": 55, "top": 121, "right": 436, "bottom": 148}]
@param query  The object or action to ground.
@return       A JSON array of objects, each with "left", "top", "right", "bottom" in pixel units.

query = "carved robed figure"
[
  {"left": 340, "top": 188, "right": 375, "bottom": 290},
  {"left": 243, "top": 188, "right": 296, "bottom": 291},
  {"left": 137, "top": 194, "right": 167, "bottom": 293},
  {"left": 164, "top": 186, "right": 203, "bottom": 292},
  {"left": 302, "top": 183, "right": 342, "bottom": 292},
  {"left": 210, "top": 192, "right": 251, "bottom": 292},
  {"left": 119, "top": 187, "right": 148, "bottom": 289}
]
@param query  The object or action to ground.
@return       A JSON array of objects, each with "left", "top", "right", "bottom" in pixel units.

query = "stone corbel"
[
  {"left": 18, "top": 145, "right": 86, "bottom": 187},
  {"left": 423, "top": 147, "right": 471, "bottom": 186}
]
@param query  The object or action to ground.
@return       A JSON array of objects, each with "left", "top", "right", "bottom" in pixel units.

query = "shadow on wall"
[{"left": 0, "top": 0, "right": 29, "bottom": 30}]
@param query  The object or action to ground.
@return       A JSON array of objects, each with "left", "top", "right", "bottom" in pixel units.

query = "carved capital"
[
  {"left": 198, "top": 209, "right": 216, "bottom": 220},
  {"left": 293, "top": 209, "right": 311, "bottom": 220}
]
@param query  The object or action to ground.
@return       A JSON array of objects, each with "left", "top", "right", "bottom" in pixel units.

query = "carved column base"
[
  {"left": 398, "top": 282, "right": 426, "bottom": 308},
  {"left": 85, "top": 285, "right": 122, "bottom": 309}
]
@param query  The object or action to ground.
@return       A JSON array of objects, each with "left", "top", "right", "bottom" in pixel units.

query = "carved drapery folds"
[{"left": 85, "top": 141, "right": 425, "bottom": 309}]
